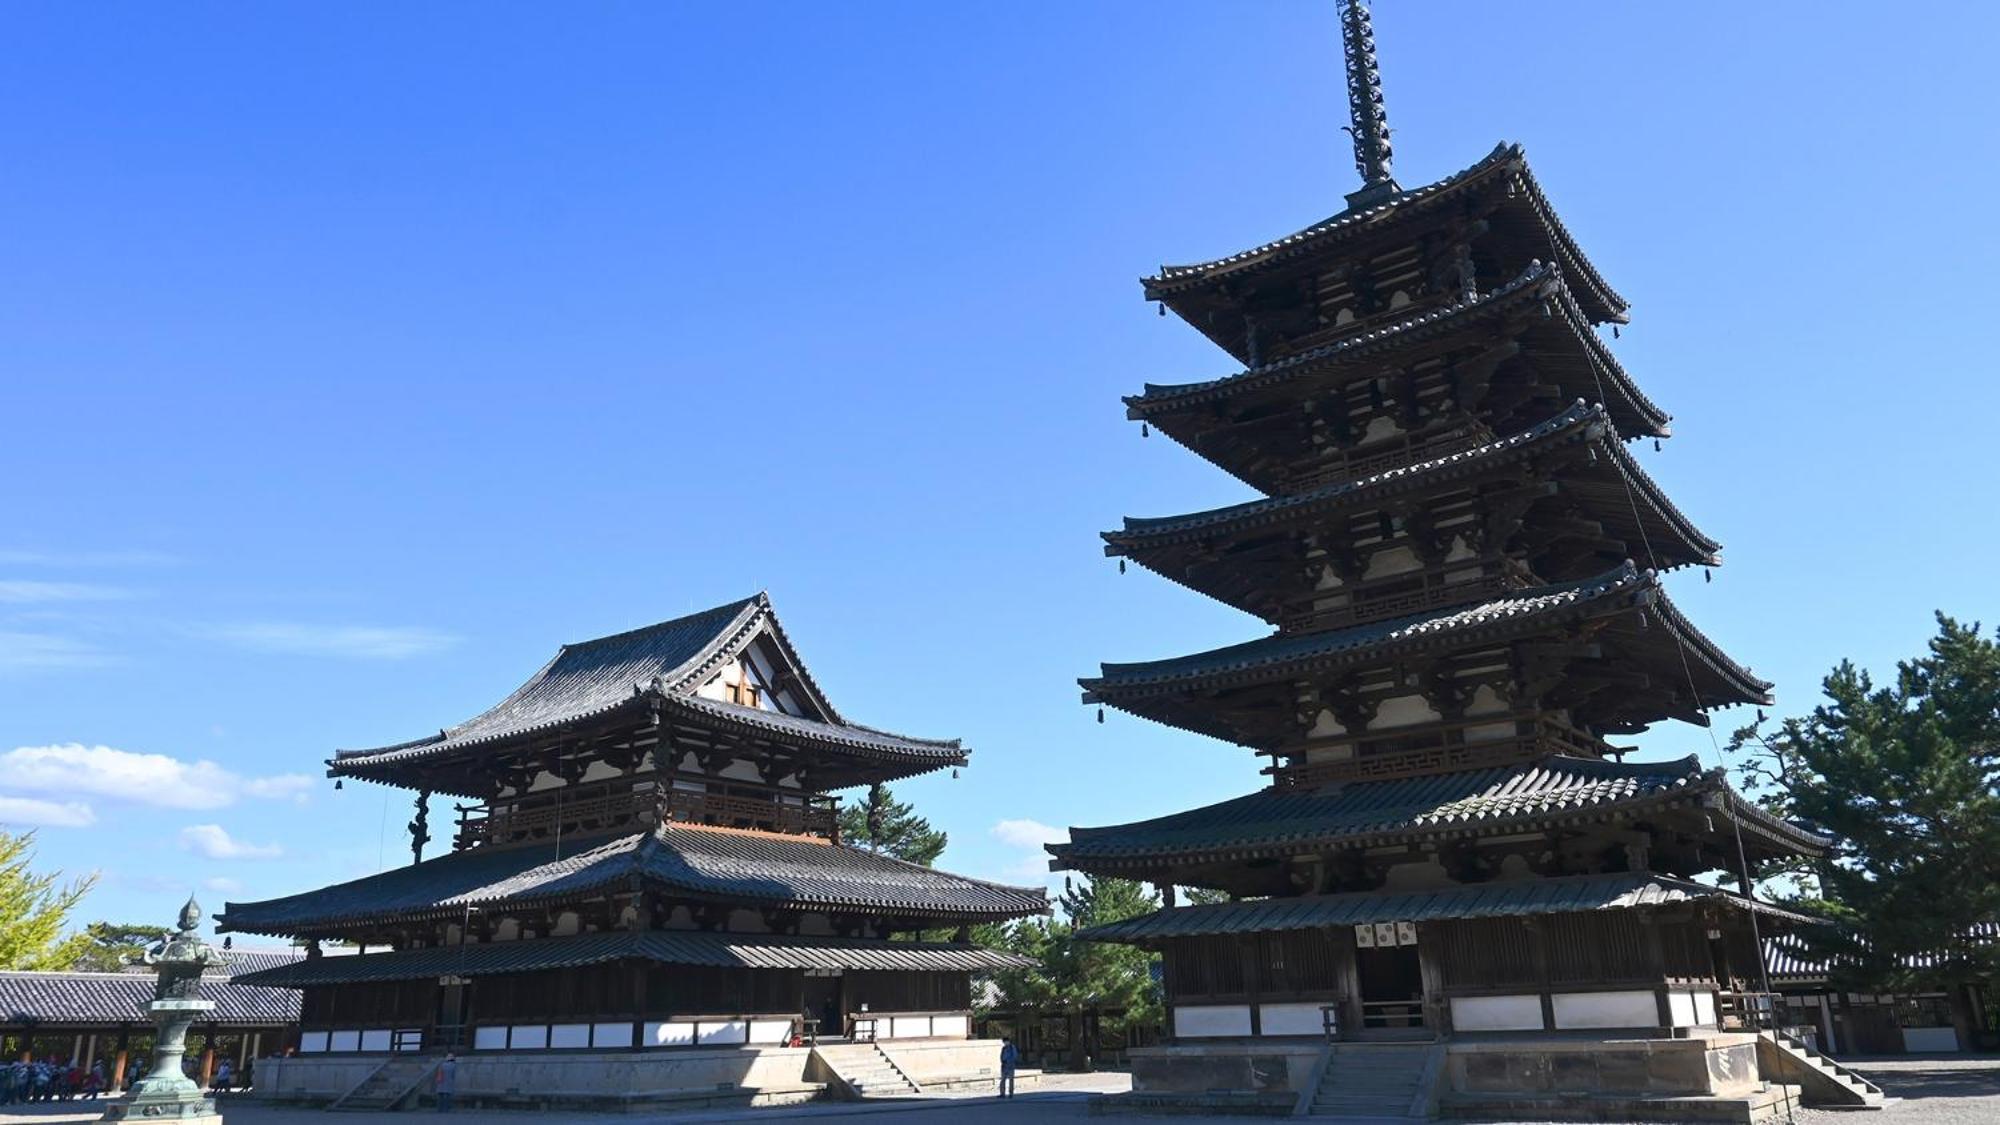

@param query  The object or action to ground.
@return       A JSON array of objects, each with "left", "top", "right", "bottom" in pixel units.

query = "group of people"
[{"left": 0, "top": 1058, "right": 111, "bottom": 1103}]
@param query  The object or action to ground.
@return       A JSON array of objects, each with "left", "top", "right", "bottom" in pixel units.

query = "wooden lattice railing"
[
  {"left": 455, "top": 776, "right": 837, "bottom": 849},
  {"left": 1272, "top": 716, "right": 1616, "bottom": 789}
]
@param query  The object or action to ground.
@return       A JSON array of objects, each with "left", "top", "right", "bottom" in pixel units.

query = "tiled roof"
[
  {"left": 1052, "top": 754, "right": 1827, "bottom": 869},
  {"left": 236, "top": 931, "right": 1032, "bottom": 988},
  {"left": 0, "top": 971, "right": 299, "bottom": 1027},
  {"left": 1076, "top": 872, "right": 1816, "bottom": 944},
  {"left": 1143, "top": 143, "right": 1628, "bottom": 325},
  {"left": 1106, "top": 400, "right": 1718, "bottom": 569},
  {"left": 1128, "top": 261, "right": 1669, "bottom": 441},
  {"left": 218, "top": 824, "right": 1048, "bottom": 936},
  {"left": 1765, "top": 922, "right": 1999, "bottom": 983},
  {"left": 1080, "top": 563, "right": 1769, "bottom": 716},
  {"left": 1055, "top": 754, "right": 1703, "bottom": 865},
  {"left": 330, "top": 593, "right": 964, "bottom": 777}
]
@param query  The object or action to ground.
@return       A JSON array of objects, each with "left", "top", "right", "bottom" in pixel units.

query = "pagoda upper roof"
[
  {"left": 1128, "top": 261, "right": 1671, "bottom": 465},
  {"left": 1142, "top": 144, "right": 1629, "bottom": 362},
  {"left": 1082, "top": 562, "right": 1770, "bottom": 740},
  {"left": 217, "top": 822, "right": 1049, "bottom": 938},
  {"left": 1104, "top": 401, "right": 1719, "bottom": 613},
  {"left": 1048, "top": 753, "right": 1826, "bottom": 874},
  {"left": 1072, "top": 872, "right": 1815, "bottom": 947},
  {"left": 329, "top": 593, "right": 966, "bottom": 788}
]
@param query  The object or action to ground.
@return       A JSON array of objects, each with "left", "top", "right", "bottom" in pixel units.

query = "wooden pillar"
[
  {"left": 112, "top": 1024, "right": 131, "bottom": 1090},
  {"left": 199, "top": 1026, "right": 216, "bottom": 1086},
  {"left": 71, "top": 1033, "right": 83, "bottom": 1064},
  {"left": 237, "top": 1031, "right": 250, "bottom": 1069},
  {"left": 82, "top": 1032, "right": 97, "bottom": 1070}
]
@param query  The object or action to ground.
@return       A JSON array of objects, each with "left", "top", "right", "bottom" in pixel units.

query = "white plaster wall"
[
  {"left": 1174, "top": 1005, "right": 1252, "bottom": 1038},
  {"left": 1668, "top": 990, "right": 1697, "bottom": 1027},
  {"left": 550, "top": 1024, "right": 590, "bottom": 1049},
  {"left": 1372, "top": 693, "right": 1442, "bottom": 729},
  {"left": 1451, "top": 995, "right": 1544, "bottom": 1032},
  {"left": 1903, "top": 1027, "right": 1960, "bottom": 1052},
  {"left": 1695, "top": 991, "right": 1717, "bottom": 1026},
  {"left": 1551, "top": 990, "right": 1657, "bottom": 1029},
  {"left": 1362, "top": 546, "right": 1420, "bottom": 579},
  {"left": 1258, "top": 1002, "right": 1327, "bottom": 1036}
]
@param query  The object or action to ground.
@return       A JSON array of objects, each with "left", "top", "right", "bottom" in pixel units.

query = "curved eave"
[
  {"left": 1142, "top": 144, "right": 1628, "bottom": 328},
  {"left": 1102, "top": 402, "right": 1718, "bottom": 578},
  {"left": 657, "top": 693, "right": 969, "bottom": 775},
  {"left": 1127, "top": 263, "right": 1669, "bottom": 442},
  {"left": 1082, "top": 564, "right": 1651, "bottom": 705},
  {"left": 1651, "top": 592, "right": 1775, "bottom": 710}
]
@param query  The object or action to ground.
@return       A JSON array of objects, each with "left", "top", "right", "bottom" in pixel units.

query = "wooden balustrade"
[
  {"left": 1289, "top": 425, "right": 1495, "bottom": 494},
  {"left": 455, "top": 775, "right": 837, "bottom": 849},
  {"left": 1274, "top": 717, "right": 1616, "bottom": 788},
  {"left": 1281, "top": 570, "right": 1524, "bottom": 634}
]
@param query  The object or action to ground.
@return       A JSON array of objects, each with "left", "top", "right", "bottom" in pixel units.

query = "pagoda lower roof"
[
  {"left": 234, "top": 931, "right": 1031, "bottom": 989},
  {"left": 1047, "top": 753, "right": 1828, "bottom": 872},
  {"left": 1073, "top": 872, "right": 1816, "bottom": 946},
  {"left": 1142, "top": 144, "right": 1629, "bottom": 362},
  {"left": 328, "top": 594, "right": 966, "bottom": 789},
  {"left": 1104, "top": 401, "right": 1719, "bottom": 609},
  {"left": 216, "top": 823, "right": 1048, "bottom": 937},
  {"left": 1128, "top": 261, "right": 1670, "bottom": 453},
  {"left": 1082, "top": 563, "right": 1771, "bottom": 736}
]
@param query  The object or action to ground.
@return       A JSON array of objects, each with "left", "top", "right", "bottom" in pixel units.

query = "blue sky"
[{"left": 3, "top": 2, "right": 1996, "bottom": 933}]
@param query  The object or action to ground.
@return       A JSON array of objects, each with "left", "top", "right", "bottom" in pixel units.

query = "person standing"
[
  {"left": 434, "top": 1053, "right": 457, "bottom": 1113},
  {"left": 998, "top": 1037, "right": 1019, "bottom": 1099}
]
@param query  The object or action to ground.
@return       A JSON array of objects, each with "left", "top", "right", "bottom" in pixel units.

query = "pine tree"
[
  {"left": 981, "top": 876, "right": 1161, "bottom": 1068},
  {"left": 70, "top": 922, "right": 171, "bottom": 972},
  {"left": 837, "top": 783, "right": 947, "bottom": 866},
  {"left": 1728, "top": 612, "right": 2000, "bottom": 1041},
  {"left": 0, "top": 830, "right": 95, "bottom": 970}
]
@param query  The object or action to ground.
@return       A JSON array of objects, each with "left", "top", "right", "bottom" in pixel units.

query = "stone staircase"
[
  {"left": 1762, "top": 1031, "right": 1887, "bottom": 1109},
  {"left": 327, "top": 1055, "right": 437, "bottom": 1112},
  {"left": 1299, "top": 1043, "right": 1439, "bottom": 1119},
  {"left": 811, "top": 1041, "right": 923, "bottom": 1099}
]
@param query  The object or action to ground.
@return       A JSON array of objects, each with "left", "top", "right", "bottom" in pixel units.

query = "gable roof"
[
  {"left": 329, "top": 593, "right": 964, "bottom": 781},
  {"left": 1049, "top": 753, "right": 1827, "bottom": 872},
  {"left": 217, "top": 823, "right": 1048, "bottom": 937}
]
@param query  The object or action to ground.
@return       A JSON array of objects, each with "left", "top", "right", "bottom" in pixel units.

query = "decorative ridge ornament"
[{"left": 1338, "top": 0, "right": 1401, "bottom": 209}]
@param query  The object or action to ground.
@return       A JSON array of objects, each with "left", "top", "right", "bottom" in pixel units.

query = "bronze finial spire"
[{"left": 1339, "top": 0, "right": 1400, "bottom": 209}]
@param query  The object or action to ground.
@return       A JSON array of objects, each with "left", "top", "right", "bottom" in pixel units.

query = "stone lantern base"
[{"left": 99, "top": 999, "right": 223, "bottom": 1124}]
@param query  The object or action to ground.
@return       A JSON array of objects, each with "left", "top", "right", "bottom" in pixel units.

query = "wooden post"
[
  {"left": 199, "top": 1026, "right": 216, "bottom": 1086},
  {"left": 112, "top": 1023, "right": 130, "bottom": 1090},
  {"left": 82, "top": 1032, "right": 97, "bottom": 1070},
  {"left": 70, "top": 1033, "right": 83, "bottom": 1065}
]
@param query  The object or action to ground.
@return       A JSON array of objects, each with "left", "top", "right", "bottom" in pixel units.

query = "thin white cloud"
[
  {"left": 992, "top": 818, "right": 1067, "bottom": 849},
  {"left": 991, "top": 818, "right": 1067, "bottom": 880},
  {"left": 178, "top": 824, "right": 282, "bottom": 861},
  {"left": 0, "top": 549, "right": 178, "bottom": 567},
  {"left": 0, "top": 632, "right": 114, "bottom": 672},
  {"left": 0, "top": 744, "right": 313, "bottom": 811},
  {"left": 0, "top": 581, "right": 136, "bottom": 604},
  {"left": 201, "top": 876, "right": 245, "bottom": 894},
  {"left": 0, "top": 795, "right": 96, "bottom": 828},
  {"left": 204, "top": 622, "right": 458, "bottom": 660}
]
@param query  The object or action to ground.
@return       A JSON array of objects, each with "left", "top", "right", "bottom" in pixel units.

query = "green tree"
[
  {"left": 70, "top": 922, "right": 171, "bottom": 972},
  {"left": 982, "top": 876, "right": 1160, "bottom": 1069},
  {"left": 838, "top": 783, "right": 947, "bottom": 866},
  {"left": 0, "top": 830, "right": 96, "bottom": 970},
  {"left": 1728, "top": 613, "right": 2000, "bottom": 1041}
]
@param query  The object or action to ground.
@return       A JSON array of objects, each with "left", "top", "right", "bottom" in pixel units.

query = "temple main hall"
[
  {"left": 1048, "top": 2, "right": 1873, "bottom": 1118},
  {"left": 221, "top": 593, "right": 1046, "bottom": 1109}
]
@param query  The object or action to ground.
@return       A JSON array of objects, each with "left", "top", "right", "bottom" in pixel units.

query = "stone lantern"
[{"left": 101, "top": 897, "right": 228, "bottom": 1123}]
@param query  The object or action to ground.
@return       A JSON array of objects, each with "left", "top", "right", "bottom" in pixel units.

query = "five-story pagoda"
[{"left": 1050, "top": 3, "right": 1831, "bottom": 1112}]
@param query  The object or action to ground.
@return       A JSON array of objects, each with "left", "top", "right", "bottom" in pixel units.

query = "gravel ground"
[{"left": 0, "top": 1057, "right": 1991, "bottom": 1124}]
